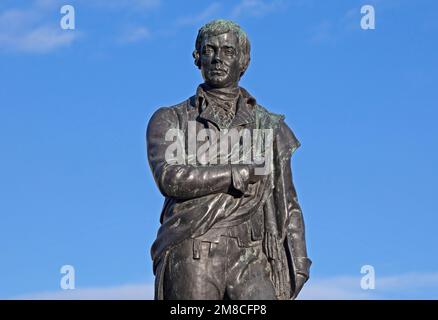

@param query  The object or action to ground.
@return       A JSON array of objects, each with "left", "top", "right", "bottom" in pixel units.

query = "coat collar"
[{"left": 193, "top": 85, "right": 257, "bottom": 129}]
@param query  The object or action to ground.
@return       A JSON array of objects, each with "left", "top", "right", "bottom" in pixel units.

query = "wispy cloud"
[
  {"left": 1, "top": 26, "right": 77, "bottom": 53},
  {"left": 230, "top": 0, "right": 285, "bottom": 19},
  {"left": 176, "top": 3, "right": 222, "bottom": 27},
  {"left": 15, "top": 283, "right": 154, "bottom": 300},
  {"left": 308, "top": 5, "right": 374, "bottom": 45},
  {"left": 36, "top": 0, "right": 161, "bottom": 11},
  {"left": 117, "top": 26, "right": 152, "bottom": 44},
  {"left": 13, "top": 272, "right": 438, "bottom": 299},
  {"left": 173, "top": 0, "right": 285, "bottom": 29},
  {"left": 308, "top": 7, "right": 361, "bottom": 45},
  {"left": 83, "top": 0, "right": 160, "bottom": 11},
  {"left": 0, "top": 0, "right": 162, "bottom": 52},
  {"left": 299, "top": 276, "right": 372, "bottom": 299},
  {"left": 0, "top": 2, "right": 78, "bottom": 53},
  {"left": 300, "top": 272, "right": 438, "bottom": 300}
]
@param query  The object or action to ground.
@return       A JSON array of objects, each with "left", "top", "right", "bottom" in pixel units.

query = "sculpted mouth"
[{"left": 211, "top": 69, "right": 227, "bottom": 75}]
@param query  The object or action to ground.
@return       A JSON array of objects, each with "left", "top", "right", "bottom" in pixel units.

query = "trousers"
[{"left": 162, "top": 235, "right": 277, "bottom": 300}]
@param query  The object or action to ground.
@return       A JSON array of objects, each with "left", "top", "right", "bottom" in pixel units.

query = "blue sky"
[{"left": 1, "top": 0, "right": 437, "bottom": 299}]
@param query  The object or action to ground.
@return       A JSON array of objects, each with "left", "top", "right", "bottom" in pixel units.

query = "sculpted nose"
[{"left": 212, "top": 51, "right": 223, "bottom": 64}]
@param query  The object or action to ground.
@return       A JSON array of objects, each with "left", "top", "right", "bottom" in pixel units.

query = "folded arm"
[{"left": 146, "top": 106, "right": 252, "bottom": 200}]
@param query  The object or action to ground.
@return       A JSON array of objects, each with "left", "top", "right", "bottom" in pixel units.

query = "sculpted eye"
[
  {"left": 202, "top": 47, "right": 213, "bottom": 55},
  {"left": 225, "top": 48, "right": 235, "bottom": 55}
]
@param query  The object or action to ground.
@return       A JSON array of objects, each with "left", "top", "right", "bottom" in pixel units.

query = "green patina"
[{"left": 199, "top": 19, "right": 247, "bottom": 43}]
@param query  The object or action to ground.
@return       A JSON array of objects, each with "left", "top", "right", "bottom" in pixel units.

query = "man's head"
[{"left": 193, "top": 19, "right": 251, "bottom": 89}]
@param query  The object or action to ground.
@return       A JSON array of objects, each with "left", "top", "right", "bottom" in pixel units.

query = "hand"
[
  {"left": 291, "top": 274, "right": 307, "bottom": 300},
  {"left": 230, "top": 163, "right": 267, "bottom": 194}
]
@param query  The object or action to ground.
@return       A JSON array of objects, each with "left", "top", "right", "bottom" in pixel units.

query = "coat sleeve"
[
  {"left": 277, "top": 120, "right": 312, "bottom": 280},
  {"left": 146, "top": 106, "right": 251, "bottom": 200}
]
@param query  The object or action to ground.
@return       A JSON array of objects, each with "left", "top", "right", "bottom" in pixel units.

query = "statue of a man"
[{"left": 146, "top": 19, "right": 311, "bottom": 300}]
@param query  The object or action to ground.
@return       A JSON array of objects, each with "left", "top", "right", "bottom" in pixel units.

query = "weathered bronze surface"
[{"left": 146, "top": 19, "right": 311, "bottom": 300}]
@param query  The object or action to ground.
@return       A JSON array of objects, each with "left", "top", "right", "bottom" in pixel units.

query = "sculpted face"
[{"left": 199, "top": 32, "right": 242, "bottom": 89}]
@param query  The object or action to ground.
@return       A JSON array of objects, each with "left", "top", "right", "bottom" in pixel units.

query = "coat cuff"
[
  {"left": 295, "top": 257, "right": 312, "bottom": 279},
  {"left": 231, "top": 165, "right": 250, "bottom": 193}
]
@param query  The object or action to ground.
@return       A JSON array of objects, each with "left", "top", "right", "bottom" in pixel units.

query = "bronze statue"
[{"left": 146, "top": 19, "right": 311, "bottom": 300}]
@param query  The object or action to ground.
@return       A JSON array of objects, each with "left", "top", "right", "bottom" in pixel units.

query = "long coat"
[{"left": 146, "top": 87, "right": 311, "bottom": 299}]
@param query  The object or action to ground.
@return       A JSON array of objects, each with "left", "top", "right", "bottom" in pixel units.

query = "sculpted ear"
[
  {"left": 193, "top": 50, "right": 201, "bottom": 69},
  {"left": 240, "top": 55, "right": 250, "bottom": 77}
]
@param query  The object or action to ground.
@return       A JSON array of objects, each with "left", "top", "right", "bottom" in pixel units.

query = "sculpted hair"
[{"left": 193, "top": 19, "right": 251, "bottom": 78}]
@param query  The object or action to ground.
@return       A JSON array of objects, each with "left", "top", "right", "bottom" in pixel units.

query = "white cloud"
[
  {"left": 176, "top": 3, "right": 222, "bottom": 27},
  {"left": 83, "top": 0, "right": 160, "bottom": 11},
  {"left": 309, "top": 6, "right": 372, "bottom": 45},
  {"left": 298, "top": 276, "right": 373, "bottom": 300},
  {"left": 300, "top": 272, "right": 438, "bottom": 300},
  {"left": 3, "top": 26, "right": 77, "bottom": 53},
  {"left": 118, "top": 26, "right": 151, "bottom": 44},
  {"left": 15, "top": 283, "right": 154, "bottom": 300},
  {"left": 231, "top": 0, "right": 284, "bottom": 19},
  {"left": 0, "top": 4, "right": 78, "bottom": 53},
  {"left": 33, "top": 0, "right": 161, "bottom": 11},
  {"left": 13, "top": 272, "right": 438, "bottom": 300},
  {"left": 378, "top": 272, "right": 438, "bottom": 290},
  {"left": 0, "top": 0, "right": 162, "bottom": 53}
]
